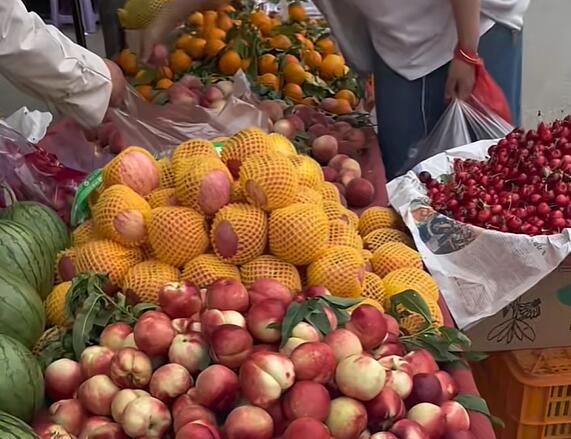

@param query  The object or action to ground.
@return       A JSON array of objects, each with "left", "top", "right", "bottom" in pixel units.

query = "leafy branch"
[
  {"left": 388, "top": 290, "right": 487, "bottom": 366},
  {"left": 33, "top": 272, "right": 158, "bottom": 365},
  {"left": 278, "top": 295, "right": 362, "bottom": 346}
]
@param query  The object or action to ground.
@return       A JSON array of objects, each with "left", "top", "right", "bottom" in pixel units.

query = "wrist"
[{"left": 454, "top": 46, "right": 481, "bottom": 65}]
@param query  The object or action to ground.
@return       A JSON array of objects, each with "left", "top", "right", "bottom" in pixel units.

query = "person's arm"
[
  {"left": 445, "top": 0, "right": 481, "bottom": 100},
  {"left": 0, "top": 0, "right": 124, "bottom": 128}
]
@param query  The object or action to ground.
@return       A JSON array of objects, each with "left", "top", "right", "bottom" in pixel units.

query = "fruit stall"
[{"left": 1, "top": 2, "right": 570, "bottom": 439}]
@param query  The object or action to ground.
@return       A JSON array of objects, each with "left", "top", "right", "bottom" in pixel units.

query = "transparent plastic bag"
[
  {"left": 0, "top": 124, "right": 86, "bottom": 223},
  {"left": 398, "top": 96, "right": 513, "bottom": 175}
]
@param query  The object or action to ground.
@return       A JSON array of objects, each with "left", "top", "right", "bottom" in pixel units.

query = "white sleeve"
[{"left": 0, "top": 0, "right": 113, "bottom": 128}]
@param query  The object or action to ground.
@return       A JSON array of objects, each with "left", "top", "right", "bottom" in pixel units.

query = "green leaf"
[
  {"left": 72, "top": 293, "right": 102, "bottom": 357},
  {"left": 439, "top": 326, "right": 472, "bottom": 350},
  {"left": 306, "top": 309, "right": 332, "bottom": 336},
  {"left": 132, "top": 303, "right": 158, "bottom": 318},
  {"left": 131, "top": 69, "right": 156, "bottom": 87},
  {"left": 320, "top": 295, "right": 363, "bottom": 310},
  {"left": 462, "top": 351, "right": 489, "bottom": 362},
  {"left": 455, "top": 394, "right": 504, "bottom": 428},
  {"left": 390, "top": 290, "right": 432, "bottom": 323},
  {"left": 280, "top": 302, "right": 307, "bottom": 346}
]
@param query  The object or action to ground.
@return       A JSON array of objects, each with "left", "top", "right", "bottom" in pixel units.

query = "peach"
[
  {"left": 379, "top": 356, "right": 413, "bottom": 399},
  {"left": 44, "top": 358, "right": 84, "bottom": 401},
  {"left": 322, "top": 305, "right": 339, "bottom": 331},
  {"left": 253, "top": 343, "right": 279, "bottom": 353},
  {"left": 100, "top": 323, "right": 133, "bottom": 352},
  {"left": 210, "top": 324, "right": 254, "bottom": 368},
  {"left": 224, "top": 405, "right": 274, "bottom": 439},
  {"left": 324, "top": 329, "right": 362, "bottom": 362},
  {"left": 239, "top": 351, "right": 295, "bottom": 407},
  {"left": 406, "top": 374, "right": 442, "bottom": 407},
  {"left": 312, "top": 135, "right": 339, "bottom": 164},
  {"left": 175, "top": 420, "right": 221, "bottom": 439},
  {"left": 326, "top": 397, "right": 368, "bottom": 439},
  {"left": 247, "top": 299, "right": 287, "bottom": 343},
  {"left": 336, "top": 354, "right": 385, "bottom": 401},
  {"left": 282, "top": 381, "right": 330, "bottom": 421},
  {"left": 405, "top": 350, "right": 439, "bottom": 376},
  {"left": 383, "top": 314, "right": 400, "bottom": 337},
  {"left": 390, "top": 419, "right": 430, "bottom": 439},
  {"left": 121, "top": 333, "right": 138, "bottom": 349},
  {"left": 173, "top": 404, "right": 217, "bottom": 432},
  {"left": 283, "top": 417, "right": 330, "bottom": 439},
  {"left": 346, "top": 178, "right": 375, "bottom": 208},
  {"left": 435, "top": 371, "right": 458, "bottom": 403},
  {"left": 373, "top": 342, "right": 406, "bottom": 359},
  {"left": 83, "top": 422, "right": 128, "bottom": 439},
  {"left": 290, "top": 341, "right": 336, "bottom": 383},
  {"left": 134, "top": 311, "right": 176, "bottom": 357},
  {"left": 266, "top": 402, "right": 288, "bottom": 436},
  {"left": 248, "top": 279, "right": 293, "bottom": 307},
  {"left": 301, "top": 285, "right": 331, "bottom": 299},
  {"left": 195, "top": 365, "right": 240, "bottom": 411},
  {"left": 78, "top": 375, "right": 120, "bottom": 416},
  {"left": 329, "top": 154, "right": 350, "bottom": 171},
  {"left": 407, "top": 403, "right": 446, "bottom": 439},
  {"left": 36, "top": 424, "right": 75, "bottom": 439},
  {"left": 172, "top": 392, "right": 200, "bottom": 420},
  {"left": 169, "top": 332, "right": 211, "bottom": 373},
  {"left": 80, "top": 346, "right": 114, "bottom": 379},
  {"left": 365, "top": 388, "right": 405, "bottom": 430},
  {"left": 172, "top": 317, "right": 194, "bottom": 334},
  {"left": 109, "top": 347, "right": 153, "bottom": 389},
  {"left": 206, "top": 279, "right": 249, "bottom": 313},
  {"left": 442, "top": 432, "right": 476, "bottom": 439},
  {"left": 280, "top": 322, "right": 321, "bottom": 356},
  {"left": 150, "top": 363, "right": 194, "bottom": 404},
  {"left": 111, "top": 389, "right": 149, "bottom": 423},
  {"left": 121, "top": 396, "right": 171, "bottom": 438},
  {"left": 440, "top": 401, "right": 470, "bottom": 432},
  {"left": 159, "top": 281, "right": 202, "bottom": 319},
  {"left": 201, "top": 309, "right": 246, "bottom": 339},
  {"left": 78, "top": 417, "right": 112, "bottom": 439},
  {"left": 49, "top": 399, "right": 87, "bottom": 436},
  {"left": 371, "top": 433, "right": 399, "bottom": 439},
  {"left": 346, "top": 305, "right": 387, "bottom": 350}
]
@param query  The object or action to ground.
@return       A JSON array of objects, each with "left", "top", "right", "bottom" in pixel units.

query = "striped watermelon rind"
[
  {"left": 0, "top": 411, "right": 39, "bottom": 438},
  {"left": 0, "top": 201, "right": 70, "bottom": 259},
  {"left": 0, "top": 268, "right": 45, "bottom": 349},
  {"left": 0, "top": 335, "right": 44, "bottom": 423},
  {"left": 0, "top": 220, "right": 53, "bottom": 298}
]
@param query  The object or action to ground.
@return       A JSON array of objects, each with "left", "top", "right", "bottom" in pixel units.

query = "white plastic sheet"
[{"left": 388, "top": 140, "right": 571, "bottom": 329}]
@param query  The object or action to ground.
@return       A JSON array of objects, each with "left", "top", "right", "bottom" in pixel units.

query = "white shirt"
[
  {"left": 0, "top": 0, "right": 112, "bottom": 127},
  {"left": 313, "top": 0, "right": 530, "bottom": 80}
]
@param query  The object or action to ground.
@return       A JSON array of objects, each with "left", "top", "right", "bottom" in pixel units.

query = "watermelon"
[
  {"left": 0, "top": 411, "right": 39, "bottom": 438},
  {"left": 0, "top": 268, "right": 45, "bottom": 349},
  {"left": 0, "top": 220, "right": 53, "bottom": 298},
  {"left": 0, "top": 201, "right": 70, "bottom": 259},
  {"left": 0, "top": 335, "right": 44, "bottom": 422}
]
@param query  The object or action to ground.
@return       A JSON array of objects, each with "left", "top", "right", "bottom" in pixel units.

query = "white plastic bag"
[{"left": 397, "top": 98, "right": 513, "bottom": 175}]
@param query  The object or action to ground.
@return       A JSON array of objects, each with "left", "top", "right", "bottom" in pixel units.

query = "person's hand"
[
  {"left": 445, "top": 58, "right": 476, "bottom": 101},
  {"left": 103, "top": 59, "right": 128, "bottom": 108}
]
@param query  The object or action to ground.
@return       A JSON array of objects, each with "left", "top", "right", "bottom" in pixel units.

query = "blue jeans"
[{"left": 374, "top": 24, "right": 523, "bottom": 180}]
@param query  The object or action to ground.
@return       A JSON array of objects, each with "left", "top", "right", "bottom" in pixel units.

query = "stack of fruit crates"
[{"left": 472, "top": 348, "right": 571, "bottom": 439}]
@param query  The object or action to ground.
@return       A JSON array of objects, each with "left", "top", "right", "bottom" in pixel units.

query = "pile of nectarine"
[{"left": 36, "top": 278, "right": 473, "bottom": 439}]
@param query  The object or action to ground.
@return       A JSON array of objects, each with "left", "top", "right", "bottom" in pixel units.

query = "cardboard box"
[{"left": 465, "top": 256, "right": 571, "bottom": 352}]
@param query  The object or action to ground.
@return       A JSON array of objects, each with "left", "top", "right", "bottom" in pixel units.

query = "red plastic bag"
[
  {"left": 0, "top": 124, "right": 86, "bottom": 223},
  {"left": 472, "top": 59, "right": 513, "bottom": 125}
]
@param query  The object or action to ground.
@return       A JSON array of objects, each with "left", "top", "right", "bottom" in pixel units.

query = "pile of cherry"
[{"left": 420, "top": 117, "right": 571, "bottom": 235}]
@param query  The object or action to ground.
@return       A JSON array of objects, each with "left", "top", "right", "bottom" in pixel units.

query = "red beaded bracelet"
[{"left": 454, "top": 47, "right": 481, "bottom": 65}]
